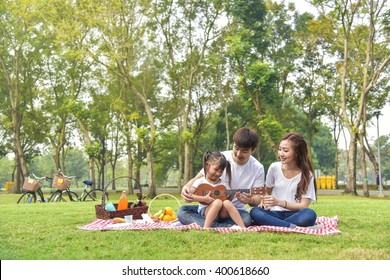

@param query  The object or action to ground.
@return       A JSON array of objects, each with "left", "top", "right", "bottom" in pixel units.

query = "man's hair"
[{"left": 233, "top": 127, "right": 258, "bottom": 149}]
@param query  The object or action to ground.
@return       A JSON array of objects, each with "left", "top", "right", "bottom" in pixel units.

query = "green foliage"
[
  {"left": 28, "top": 148, "right": 89, "bottom": 179},
  {"left": 153, "top": 131, "right": 180, "bottom": 185},
  {"left": 257, "top": 114, "right": 285, "bottom": 143},
  {"left": 312, "top": 126, "right": 337, "bottom": 172},
  {"left": 1, "top": 0, "right": 389, "bottom": 193},
  {"left": 373, "top": 135, "right": 390, "bottom": 182},
  {"left": 226, "top": 0, "right": 268, "bottom": 51},
  {"left": 84, "top": 142, "right": 101, "bottom": 158}
]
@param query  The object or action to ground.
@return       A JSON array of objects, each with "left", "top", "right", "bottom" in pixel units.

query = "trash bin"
[
  {"left": 4, "top": 182, "right": 15, "bottom": 192},
  {"left": 320, "top": 177, "right": 326, "bottom": 189},
  {"left": 5, "top": 182, "right": 16, "bottom": 193},
  {"left": 315, "top": 177, "right": 321, "bottom": 189},
  {"left": 326, "top": 176, "right": 333, "bottom": 189},
  {"left": 331, "top": 176, "right": 336, "bottom": 189}
]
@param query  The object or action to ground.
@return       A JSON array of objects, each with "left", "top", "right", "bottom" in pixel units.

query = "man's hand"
[
  {"left": 236, "top": 192, "right": 252, "bottom": 204},
  {"left": 180, "top": 172, "right": 204, "bottom": 203},
  {"left": 181, "top": 186, "right": 194, "bottom": 203}
]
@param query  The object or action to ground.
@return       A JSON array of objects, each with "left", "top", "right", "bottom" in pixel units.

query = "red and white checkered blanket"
[{"left": 78, "top": 216, "right": 341, "bottom": 235}]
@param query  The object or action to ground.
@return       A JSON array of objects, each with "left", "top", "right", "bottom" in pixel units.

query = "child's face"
[{"left": 205, "top": 161, "right": 224, "bottom": 183}]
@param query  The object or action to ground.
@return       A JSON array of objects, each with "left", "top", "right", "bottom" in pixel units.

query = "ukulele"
[{"left": 194, "top": 183, "right": 265, "bottom": 202}]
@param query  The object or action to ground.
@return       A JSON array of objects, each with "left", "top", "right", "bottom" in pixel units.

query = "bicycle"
[
  {"left": 49, "top": 170, "right": 108, "bottom": 202},
  {"left": 76, "top": 179, "right": 109, "bottom": 202},
  {"left": 17, "top": 174, "right": 53, "bottom": 204},
  {"left": 49, "top": 169, "right": 80, "bottom": 202}
]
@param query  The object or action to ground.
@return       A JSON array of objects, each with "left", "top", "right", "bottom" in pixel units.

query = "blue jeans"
[
  {"left": 177, "top": 204, "right": 253, "bottom": 228},
  {"left": 250, "top": 206, "right": 317, "bottom": 228}
]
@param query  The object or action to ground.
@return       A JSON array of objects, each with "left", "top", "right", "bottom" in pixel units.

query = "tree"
[
  {"left": 329, "top": 0, "right": 390, "bottom": 194},
  {"left": 81, "top": 0, "right": 160, "bottom": 197},
  {"left": 0, "top": 0, "right": 49, "bottom": 190},
  {"left": 151, "top": 0, "right": 225, "bottom": 185}
]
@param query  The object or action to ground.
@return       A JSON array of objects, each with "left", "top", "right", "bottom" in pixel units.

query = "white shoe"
[
  {"left": 307, "top": 224, "right": 324, "bottom": 229},
  {"left": 230, "top": 225, "right": 243, "bottom": 230}
]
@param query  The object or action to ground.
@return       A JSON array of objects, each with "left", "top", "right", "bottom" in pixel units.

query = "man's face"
[{"left": 232, "top": 144, "right": 254, "bottom": 165}]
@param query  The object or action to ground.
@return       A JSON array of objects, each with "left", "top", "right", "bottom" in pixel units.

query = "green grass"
[{"left": 0, "top": 192, "right": 389, "bottom": 260}]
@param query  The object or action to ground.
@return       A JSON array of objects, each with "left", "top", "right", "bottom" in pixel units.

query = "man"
[{"left": 178, "top": 127, "right": 265, "bottom": 227}]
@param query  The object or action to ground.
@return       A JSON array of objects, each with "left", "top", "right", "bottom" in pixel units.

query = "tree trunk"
[
  {"left": 12, "top": 111, "right": 28, "bottom": 192},
  {"left": 76, "top": 118, "right": 97, "bottom": 189},
  {"left": 133, "top": 88, "right": 157, "bottom": 198},
  {"left": 359, "top": 133, "right": 369, "bottom": 197},
  {"left": 177, "top": 123, "right": 183, "bottom": 192},
  {"left": 127, "top": 140, "right": 134, "bottom": 195},
  {"left": 224, "top": 104, "right": 230, "bottom": 150},
  {"left": 147, "top": 150, "right": 156, "bottom": 198},
  {"left": 345, "top": 132, "right": 358, "bottom": 195}
]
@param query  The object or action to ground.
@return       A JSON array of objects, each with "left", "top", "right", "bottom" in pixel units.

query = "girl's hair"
[
  {"left": 281, "top": 132, "right": 316, "bottom": 201},
  {"left": 203, "top": 151, "right": 231, "bottom": 185}
]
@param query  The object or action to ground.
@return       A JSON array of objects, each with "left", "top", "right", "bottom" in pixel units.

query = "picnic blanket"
[{"left": 78, "top": 216, "right": 341, "bottom": 235}]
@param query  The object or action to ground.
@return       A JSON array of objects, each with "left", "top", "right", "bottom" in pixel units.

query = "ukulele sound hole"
[{"left": 214, "top": 190, "right": 221, "bottom": 196}]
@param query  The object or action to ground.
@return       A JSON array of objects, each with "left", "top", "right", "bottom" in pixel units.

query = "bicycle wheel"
[
  {"left": 64, "top": 189, "right": 79, "bottom": 201},
  {"left": 83, "top": 189, "right": 108, "bottom": 202},
  {"left": 36, "top": 189, "right": 46, "bottom": 202},
  {"left": 17, "top": 191, "right": 37, "bottom": 204},
  {"left": 49, "top": 190, "right": 65, "bottom": 202}
]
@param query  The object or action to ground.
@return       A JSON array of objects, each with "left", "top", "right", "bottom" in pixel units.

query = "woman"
[{"left": 250, "top": 132, "right": 319, "bottom": 228}]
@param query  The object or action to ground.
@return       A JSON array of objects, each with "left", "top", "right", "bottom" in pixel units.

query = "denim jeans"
[
  {"left": 177, "top": 204, "right": 253, "bottom": 228},
  {"left": 250, "top": 206, "right": 317, "bottom": 228}
]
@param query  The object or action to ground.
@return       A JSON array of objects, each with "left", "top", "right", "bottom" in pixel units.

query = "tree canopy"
[{"left": 0, "top": 0, "right": 389, "bottom": 195}]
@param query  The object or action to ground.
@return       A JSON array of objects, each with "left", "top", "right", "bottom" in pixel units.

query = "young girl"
[
  {"left": 190, "top": 151, "right": 246, "bottom": 229},
  {"left": 250, "top": 132, "right": 319, "bottom": 228}
]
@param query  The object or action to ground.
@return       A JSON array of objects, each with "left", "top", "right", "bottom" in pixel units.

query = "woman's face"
[{"left": 278, "top": 139, "right": 297, "bottom": 164}]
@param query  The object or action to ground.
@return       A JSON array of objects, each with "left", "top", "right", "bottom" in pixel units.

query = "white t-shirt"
[
  {"left": 200, "top": 150, "right": 265, "bottom": 211},
  {"left": 192, "top": 177, "right": 230, "bottom": 214},
  {"left": 266, "top": 161, "right": 316, "bottom": 211}
]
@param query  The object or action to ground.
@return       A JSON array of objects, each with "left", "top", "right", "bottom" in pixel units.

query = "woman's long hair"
[{"left": 281, "top": 132, "right": 316, "bottom": 201}]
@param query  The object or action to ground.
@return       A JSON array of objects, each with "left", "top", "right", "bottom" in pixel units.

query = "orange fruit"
[
  {"left": 164, "top": 207, "right": 173, "bottom": 215},
  {"left": 162, "top": 215, "right": 172, "bottom": 222}
]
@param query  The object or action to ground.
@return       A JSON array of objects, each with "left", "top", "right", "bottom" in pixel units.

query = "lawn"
[{"left": 0, "top": 192, "right": 389, "bottom": 260}]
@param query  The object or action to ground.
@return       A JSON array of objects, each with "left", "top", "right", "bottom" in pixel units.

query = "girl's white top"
[{"left": 192, "top": 177, "right": 230, "bottom": 213}]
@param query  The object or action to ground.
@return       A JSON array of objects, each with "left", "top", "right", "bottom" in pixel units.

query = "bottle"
[{"left": 117, "top": 191, "right": 128, "bottom": 210}]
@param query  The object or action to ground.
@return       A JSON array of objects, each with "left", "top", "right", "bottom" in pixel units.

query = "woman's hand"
[{"left": 263, "top": 195, "right": 279, "bottom": 207}]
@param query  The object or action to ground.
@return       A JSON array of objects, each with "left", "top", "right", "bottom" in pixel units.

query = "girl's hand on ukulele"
[{"left": 204, "top": 191, "right": 214, "bottom": 205}]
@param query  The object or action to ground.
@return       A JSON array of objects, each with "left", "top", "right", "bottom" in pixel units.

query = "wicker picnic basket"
[
  {"left": 52, "top": 175, "right": 71, "bottom": 191},
  {"left": 95, "top": 176, "right": 149, "bottom": 220},
  {"left": 147, "top": 193, "right": 181, "bottom": 216},
  {"left": 22, "top": 178, "right": 41, "bottom": 192}
]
